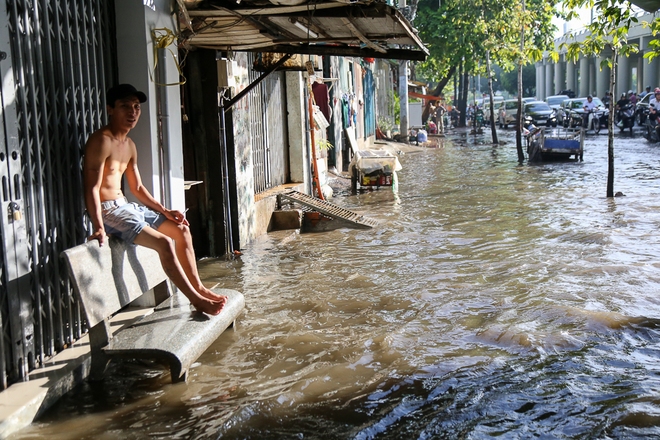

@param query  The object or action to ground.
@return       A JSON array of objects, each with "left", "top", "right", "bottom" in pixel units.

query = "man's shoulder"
[{"left": 87, "top": 126, "right": 112, "bottom": 143}]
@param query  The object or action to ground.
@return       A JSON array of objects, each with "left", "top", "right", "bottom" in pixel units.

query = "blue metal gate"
[{"left": 363, "top": 68, "right": 376, "bottom": 138}]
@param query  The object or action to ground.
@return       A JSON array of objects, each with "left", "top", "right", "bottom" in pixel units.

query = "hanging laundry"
[{"left": 312, "top": 81, "right": 331, "bottom": 121}]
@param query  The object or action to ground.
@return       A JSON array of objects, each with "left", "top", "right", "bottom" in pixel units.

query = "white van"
[
  {"left": 498, "top": 99, "right": 519, "bottom": 128},
  {"left": 475, "top": 96, "right": 504, "bottom": 107}
]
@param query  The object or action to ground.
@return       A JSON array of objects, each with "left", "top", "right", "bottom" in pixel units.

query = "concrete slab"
[{"left": 0, "top": 306, "right": 151, "bottom": 439}]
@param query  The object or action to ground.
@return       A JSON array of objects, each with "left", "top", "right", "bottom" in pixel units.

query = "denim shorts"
[{"left": 102, "top": 198, "right": 166, "bottom": 244}]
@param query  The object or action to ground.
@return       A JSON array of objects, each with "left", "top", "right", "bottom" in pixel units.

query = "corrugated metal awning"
[
  {"left": 629, "top": 0, "right": 660, "bottom": 12},
  {"left": 177, "top": 0, "right": 429, "bottom": 61}
]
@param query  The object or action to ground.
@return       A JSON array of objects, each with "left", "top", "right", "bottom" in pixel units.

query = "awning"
[
  {"left": 408, "top": 91, "right": 443, "bottom": 101},
  {"left": 629, "top": 0, "right": 660, "bottom": 12},
  {"left": 177, "top": 0, "right": 429, "bottom": 61}
]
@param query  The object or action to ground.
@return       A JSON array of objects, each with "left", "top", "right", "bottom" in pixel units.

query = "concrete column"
[
  {"left": 554, "top": 59, "right": 565, "bottom": 95},
  {"left": 545, "top": 60, "right": 553, "bottom": 99},
  {"left": 642, "top": 36, "right": 660, "bottom": 91},
  {"left": 595, "top": 55, "right": 610, "bottom": 99},
  {"left": 114, "top": 0, "right": 185, "bottom": 209},
  {"left": 588, "top": 57, "right": 597, "bottom": 96},
  {"left": 286, "top": 72, "right": 309, "bottom": 187},
  {"left": 637, "top": 55, "right": 644, "bottom": 93},
  {"left": 536, "top": 62, "right": 544, "bottom": 99},
  {"left": 645, "top": 57, "right": 659, "bottom": 91},
  {"left": 566, "top": 59, "right": 577, "bottom": 94},
  {"left": 399, "top": 60, "right": 409, "bottom": 135},
  {"left": 579, "top": 56, "right": 590, "bottom": 97},
  {"left": 617, "top": 54, "right": 631, "bottom": 99}
]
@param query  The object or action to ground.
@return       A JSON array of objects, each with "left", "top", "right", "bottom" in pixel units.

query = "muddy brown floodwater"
[{"left": 13, "top": 127, "right": 660, "bottom": 439}]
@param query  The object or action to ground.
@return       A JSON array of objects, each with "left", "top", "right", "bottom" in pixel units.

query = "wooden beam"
[
  {"left": 340, "top": 18, "right": 387, "bottom": 53},
  {"left": 187, "top": 3, "right": 346, "bottom": 17}
]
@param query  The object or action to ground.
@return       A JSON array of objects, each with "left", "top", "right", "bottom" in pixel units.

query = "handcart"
[
  {"left": 349, "top": 149, "right": 402, "bottom": 193},
  {"left": 527, "top": 127, "right": 584, "bottom": 162}
]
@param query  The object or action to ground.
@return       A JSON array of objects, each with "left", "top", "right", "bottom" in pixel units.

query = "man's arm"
[
  {"left": 124, "top": 142, "right": 189, "bottom": 226},
  {"left": 83, "top": 133, "right": 111, "bottom": 246}
]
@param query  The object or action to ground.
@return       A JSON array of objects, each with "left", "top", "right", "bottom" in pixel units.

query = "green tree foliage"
[
  {"left": 645, "top": 17, "right": 660, "bottom": 61},
  {"left": 414, "top": 0, "right": 559, "bottom": 91},
  {"left": 559, "top": 0, "right": 641, "bottom": 197},
  {"left": 500, "top": 64, "right": 537, "bottom": 96}
]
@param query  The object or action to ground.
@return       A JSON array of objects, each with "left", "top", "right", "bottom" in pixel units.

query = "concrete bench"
[{"left": 61, "top": 237, "right": 244, "bottom": 383}]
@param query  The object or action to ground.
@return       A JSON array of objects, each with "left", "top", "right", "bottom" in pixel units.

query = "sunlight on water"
[{"left": 15, "top": 130, "right": 660, "bottom": 439}]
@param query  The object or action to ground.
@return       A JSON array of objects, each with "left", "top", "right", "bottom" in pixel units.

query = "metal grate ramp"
[{"left": 279, "top": 191, "right": 379, "bottom": 229}]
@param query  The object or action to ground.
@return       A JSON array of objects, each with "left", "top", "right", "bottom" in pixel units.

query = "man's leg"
[
  {"left": 133, "top": 226, "right": 226, "bottom": 315},
  {"left": 156, "top": 219, "right": 227, "bottom": 302}
]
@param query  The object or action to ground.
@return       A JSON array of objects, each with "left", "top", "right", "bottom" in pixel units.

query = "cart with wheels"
[
  {"left": 527, "top": 127, "right": 584, "bottom": 162},
  {"left": 349, "top": 150, "right": 402, "bottom": 193}
]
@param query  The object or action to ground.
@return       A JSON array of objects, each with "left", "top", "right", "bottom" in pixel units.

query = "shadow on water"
[{"left": 15, "top": 126, "right": 660, "bottom": 439}]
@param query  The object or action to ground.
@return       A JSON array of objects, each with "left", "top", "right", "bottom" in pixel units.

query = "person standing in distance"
[{"left": 83, "top": 84, "right": 227, "bottom": 315}]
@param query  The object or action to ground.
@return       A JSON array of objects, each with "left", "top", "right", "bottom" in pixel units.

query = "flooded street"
[{"left": 14, "top": 128, "right": 660, "bottom": 439}]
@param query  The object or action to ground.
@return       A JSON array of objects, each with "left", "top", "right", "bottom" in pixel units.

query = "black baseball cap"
[{"left": 106, "top": 84, "right": 147, "bottom": 106}]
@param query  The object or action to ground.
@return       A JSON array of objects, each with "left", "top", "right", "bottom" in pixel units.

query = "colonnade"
[{"left": 536, "top": 12, "right": 660, "bottom": 101}]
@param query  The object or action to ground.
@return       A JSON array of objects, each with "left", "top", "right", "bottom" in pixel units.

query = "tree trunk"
[
  {"left": 460, "top": 69, "right": 469, "bottom": 127},
  {"left": 607, "top": 49, "right": 617, "bottom": 198},
  {"left": 486, "top": 50, "right": 498, "bottom": 144},
  {"left": 429, "top": 65, "right": 458, "bottom": 96},
  {"left": 516, "top": 0, "right": 525, "bottom": 164},
  {"left": 457, "top": 60, "right": 464, "bottom": 127}
]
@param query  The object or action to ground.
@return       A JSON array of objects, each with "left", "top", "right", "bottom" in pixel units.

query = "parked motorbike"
[
  {"left": 617, "top": 103, "right": 635, "bottom": 135},
  {"left": 523, "top": 116, "right": 543, "bottom": 161},
  {"left": 568, "top": 110, "right": 584, "bottom": 128},
  {"left": 474, "top": 108, "right": 484, "bottom": 127},
  {"left": 450, "top": 109, "right": 460, "bottom": 128},
  {"left": 643, "top": 105, "right": 660, "bottom": 143}
]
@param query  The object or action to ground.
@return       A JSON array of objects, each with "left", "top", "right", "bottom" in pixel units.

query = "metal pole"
[
  {"left": 218, "top": 90, "right": 234, "bottom": 256},
  {"left": 157, "top": 48, "right": 171, "bottom": 208}
]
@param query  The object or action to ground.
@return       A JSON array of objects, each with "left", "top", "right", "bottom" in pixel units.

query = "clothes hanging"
[{"left": 312, "top": 82, "right": 331, "bottom": 121}]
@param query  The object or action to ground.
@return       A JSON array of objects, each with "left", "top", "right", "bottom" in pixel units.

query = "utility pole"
[
  {"left": 399, "top": 60, "right": 409, "bottom": 137},
  {"left": 398, "top": 0, "right": 409, "bottom": 137},
  {"left": 516, "top": 0, "right": 525, "bottom": 163}
]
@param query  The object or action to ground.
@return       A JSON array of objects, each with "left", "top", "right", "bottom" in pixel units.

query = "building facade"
[
  {"left": 536, "top": 11, "right": 660, "bottom": 100},
  {"left": 0, "top": 0, "right": 412, "bottom": 398}
]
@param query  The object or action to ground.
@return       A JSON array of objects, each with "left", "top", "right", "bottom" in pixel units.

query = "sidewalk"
[{"left": 0, "top": 306, "right": 152, "bottom": 439}]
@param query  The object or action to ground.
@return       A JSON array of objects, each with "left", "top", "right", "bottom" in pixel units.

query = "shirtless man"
[{"left": 83, "top": 83, "right": 226, "bottom": 315}]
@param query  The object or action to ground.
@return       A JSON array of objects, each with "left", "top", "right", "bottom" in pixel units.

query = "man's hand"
[
  {"left": 88, "top": 227, "right": 106, "bottom": 247},
  {"left": 165, "top": 209, "right": 189, "bottom": 226}
]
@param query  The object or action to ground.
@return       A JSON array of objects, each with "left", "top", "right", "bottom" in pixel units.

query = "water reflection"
[{"left": 14, "top": 130, "right": 660, "bottom": 439}]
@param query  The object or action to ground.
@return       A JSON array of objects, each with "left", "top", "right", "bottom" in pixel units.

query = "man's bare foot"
[
  {"left": 198, "top": 285, "right": 228, "bottom": 303},
  {"left": 192, "top": 296, "right": 226, "bottom": 316}
]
